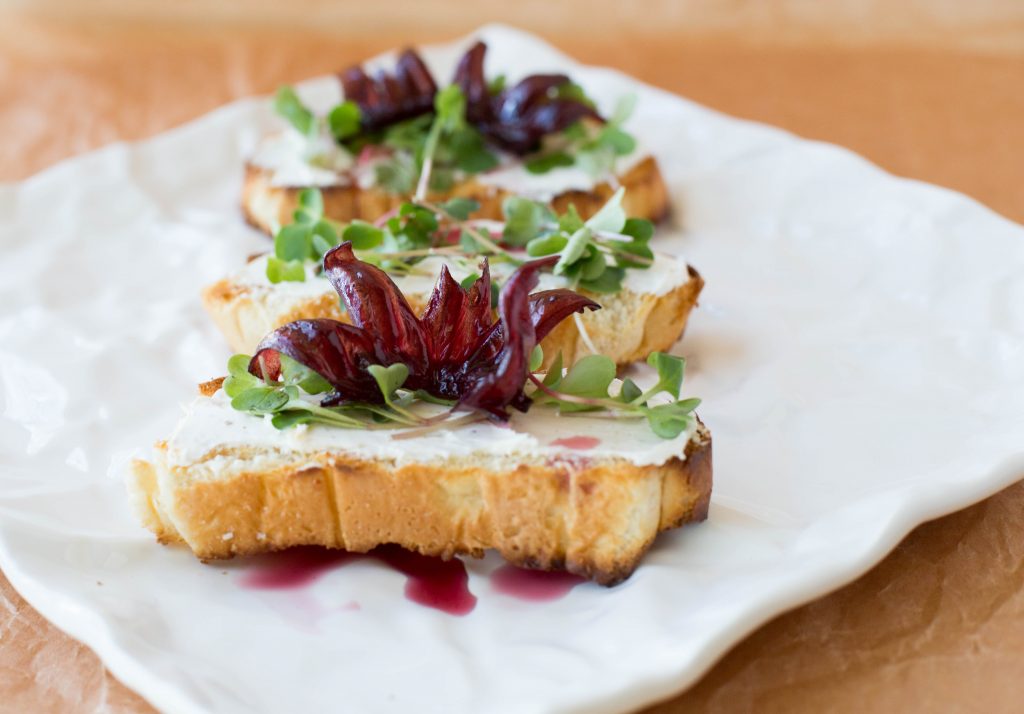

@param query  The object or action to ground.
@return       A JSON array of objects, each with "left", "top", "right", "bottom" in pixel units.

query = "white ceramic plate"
[{"left": 2, "top": 25, "right": 1023, "bottom": 714}]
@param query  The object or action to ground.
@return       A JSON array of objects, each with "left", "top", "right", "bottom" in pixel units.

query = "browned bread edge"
[
  {"left": 200, "top": 264, "right": 703, "bottom": 369},
  {"left": 130, "top": 419, "right": 711, "bottom": 586},
  {"left": 241, "top": 155, "right": 670, "bottom": 234}
]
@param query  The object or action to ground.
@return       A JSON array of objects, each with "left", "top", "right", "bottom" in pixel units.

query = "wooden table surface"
[{"left": 2, "top": 11, "right": 1023, "bottom": 714}]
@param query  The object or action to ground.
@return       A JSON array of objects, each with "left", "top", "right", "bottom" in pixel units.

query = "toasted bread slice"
[
  {"left": 242, "top": 155, "right": 669, "bottom": 235},
  {"left": 129, "top": 387, "right": 711, "bottom": 585},
  {"left": 201, "top": 254, "right": 703, "bottom": 368}
]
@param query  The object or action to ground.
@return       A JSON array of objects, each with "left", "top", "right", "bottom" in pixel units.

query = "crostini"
[
  {"left": 212, "top": 187, "right": 701, "bottom": 368},
  {"left": 243, "top": 41, "right": 669, "bottom": 234},
  {"left": 133, "top": 244, "right": 711, "bottom": 584}
]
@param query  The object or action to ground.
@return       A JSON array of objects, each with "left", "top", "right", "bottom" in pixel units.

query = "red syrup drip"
[
  {"left": 551, "top": 435, "right": 601, "bottom": 450},
  {"left": 237, "top": 545, "right": 476, "bottom": 616},
  {"left": 239, "top": 547, "right": 357, "bottom": 589},
  {"left": 373, "top": 545, "right": 477, "bottom": 616},
  {"left": 490, "top": 565, "right": 585, "bottom": 602}
]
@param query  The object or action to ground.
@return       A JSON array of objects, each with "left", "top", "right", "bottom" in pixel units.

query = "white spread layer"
[
  {"left": 232, "top": 252, "right": 693, "bottom": 305},
  {"left": 166, "top": 390, "right": 696, "bottom": 469},
  {"left": 474, "top": 148, "right": 647, "bottom": 201},
  {"left": 248, "top": 129, "right": 647, "bottom": 197},
  {"left": 249, "top": 129, "right": 355, "bottom": 188}
]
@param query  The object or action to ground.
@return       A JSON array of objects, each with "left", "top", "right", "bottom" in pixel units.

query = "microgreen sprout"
[
  {"left": 263, "top": 186, "right": 653, "bottom": 295},
  {"left": 225, "top": 346, "right": 699, "bottom": 440}
]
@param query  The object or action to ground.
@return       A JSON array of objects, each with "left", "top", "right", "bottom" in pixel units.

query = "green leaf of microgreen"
[
  {"left": 224, "top": 354, "right": 261, "bottom": 397},
  {"left": 543, "top": 352, "right": 564, "bottom": 388},
  {"left": 227, "top": 354, "right": 252, "bottom": 377},
  {"left": 266, "top": 256, "right": 306, "bottom": 283},
  {"left": 411, "top": 390, "right": 457, "bottom": 406},
  {"left": 446, "top": 129, "right": 498, "bottom": 173},
  {"left": 609, "top": 92, "right": 637, "bottom": 126},
  {"left": 619, "top": 378, "right": 643, "bottom": 404},
  {"left": 438, "top": 197, "right": 481, "bottom": 221},
  {"left": 554, "top": 226, "right": 593, "bottom": 275},
  {"left": 578, "top": 266, "right": 624, "bottom": 293},
  {"left": 559, "top": 354, "right": 616, "bottom": 397},
  {"left": 601, "top": 127, "right": 636, "bottom": 156},
  {"left": 529, "top": 345, "right": 544, "bottom": 372},
  {"left": 578, "top": 247, "right": 606, "bottom": 281},
  {"left": 643, "top": 403, "right": 693, "bottom": 439},
  {"left": 311, "top": 233, "right": 334, "bottom": 259},
  {"left": 621, "top": 217, "right": 654, "bottom": 242},
  {"left": 375, "top": 153, "right": 417, "bottom": 194},
  {"left": 271, "top": 410, "right": 314, "bottom": 430},
  {"left": 584, "top": 186, "right": 626, "bottom": 234},
  {"left": 502, "top": 197, "right": 553, "bottom": 247},
  {"left": 646, "top": 352, "right": 685, "bottom": 400},
  {"left": 343, "top": 221, "right": 385, "bottom": 250},
  {"left": 367, "top": 363, "right": 410, "bottom": 403},
  {"left": 296, "top": 188, "right": 324, "bottom": 221},
  {"left": 549, "top": 354, "right": 616, "bottom": 413},
  {"left": 558, "top": 204, "right": 585, "bottom": 233},
  {"left": 231, "top": 387, "right": 290, "bottom": 413},
  {"left": 274, "top": 223, "right": 313, "bottom": 262},
  {"left": 614, "top": 241, "right": 654, "bottom": 270},
  {"left": 525, "top": 232, "right": 568, "bottom": 257},
  {"left": 555, "top": 82, "right": 596, "bottom": 108},
  {"left": 525, "top": 151, "right": 575, "bottom": 174},
  {"left": 274, "top": 86, "right": 314, "bottom": 136},
  {"left": 278, "top": 354, "right": 332, "bottom": 395},
  {"left": 311, "top": 219, "right": 338, "bottom": 246},
  {"left": 328, "top": 100, "right": 362, "bottom": 141}
]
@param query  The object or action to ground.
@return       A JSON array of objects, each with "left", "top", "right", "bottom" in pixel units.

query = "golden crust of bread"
[
  {"left": 129, "top": 421, "right": 711, "bottom": 585},
  {"left": 241, "top": 155, "right": 670, "bottom": 235},
  {"left": 201, "top": 265, "right": 703, "bottom": 369}
]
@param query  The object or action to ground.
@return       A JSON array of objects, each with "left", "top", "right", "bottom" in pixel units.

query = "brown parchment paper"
[{"left": 1, "top": 11, "right": 1023, "bottom": 714}]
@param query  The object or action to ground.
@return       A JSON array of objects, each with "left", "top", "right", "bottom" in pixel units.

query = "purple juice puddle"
[
  {"left": 373, "top": 545, "right": 477, "bottom": 616},
  {"left": 490, "top": 565, "right": 585, "bottom": 602},
  {"left": 239, "top": 547, "right": 356, "bottom": 589},
  {"left": 237, "top": 545, "right": 476, "bottom": 615}
]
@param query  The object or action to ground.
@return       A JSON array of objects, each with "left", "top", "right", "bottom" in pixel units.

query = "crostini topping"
[
  {"left": 340, "top": 49, "right": 438, "bottom": 132},
  {"left": 266, "top": 187, "right": 654, "bottom": 297},
  {"left": 453, "top": 41, "right": 602, "bottom": 155},
  {"left": 271, "top": 41, "right": 638, "bottom": 194},
  {"left": 250, "top": 242, "right": 598, "bottom": 418}
]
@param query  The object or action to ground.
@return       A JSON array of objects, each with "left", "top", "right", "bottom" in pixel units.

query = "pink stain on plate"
[
  {"left": 239, "top": 547, "right": 357, "bottom": 590},
  {"left": 237, "top": 545, "right": 476, "bottom": 616},
  {"left": 551, "top": 435, "right": 601, "bottom": 450},
  {"left": 490, "top": 565, "right": 585, "bottom": 602}
]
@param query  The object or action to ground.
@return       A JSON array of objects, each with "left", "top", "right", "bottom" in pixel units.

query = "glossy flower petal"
[
  {"left": 250, "top": 244, "right": 600, "bottom": 418},
  {"left": 453, "top": 41, "right": 603, "bottom": 154},
  {"left": 340, "top": 49, "right": 438, "bottom": 131}
]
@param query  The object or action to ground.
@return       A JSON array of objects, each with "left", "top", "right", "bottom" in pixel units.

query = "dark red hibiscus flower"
[
  {"left": 249, "top": 243, "right": 599, "bottom": 419},
  {"left": 340, "top": 49, "right": 438, "bottom": 132},
  {"left": 453, "top": 41, "right": 603, "bottom": 155},
  {"left": 339, "top": 43, "right": 602, "bottom": 155}
]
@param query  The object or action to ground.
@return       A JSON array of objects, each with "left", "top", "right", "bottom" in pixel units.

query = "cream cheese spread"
[
  {"left": 250, "top": 129, "right": 355, "bottom": 188},
  {"left": 233, "top": 252, "right": 693, "bottom": 306},
  {"left": 248, "top": 129, "right": 649, "bottom": 197},
  {"left": 166, "top": 389, "right": 696, "bottom": 469}
]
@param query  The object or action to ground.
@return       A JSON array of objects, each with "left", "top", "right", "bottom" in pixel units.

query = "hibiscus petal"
[
  {"left": 452, "top": 40, "right": 492, "bottom": 125},
  {"left": 250, "top": 318, "right": 383, "bottom": 403},
  {"left": 496, "top": 74, "right": 570, "bottom": 123},
  {"left": 340, "top": 49, "right": 437, "bottom": 131},
  {"left": 457, "top": 257, "right": 596, "bottom": 418},
  {"left": 420, "top": 262, "right": 493, "bottom": 366},
  {"left": 529, "top": 289, "right": 600, "bottom": 343},
  {"left": 323, "top": 242, "right": 430, "bottom": 370}
]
